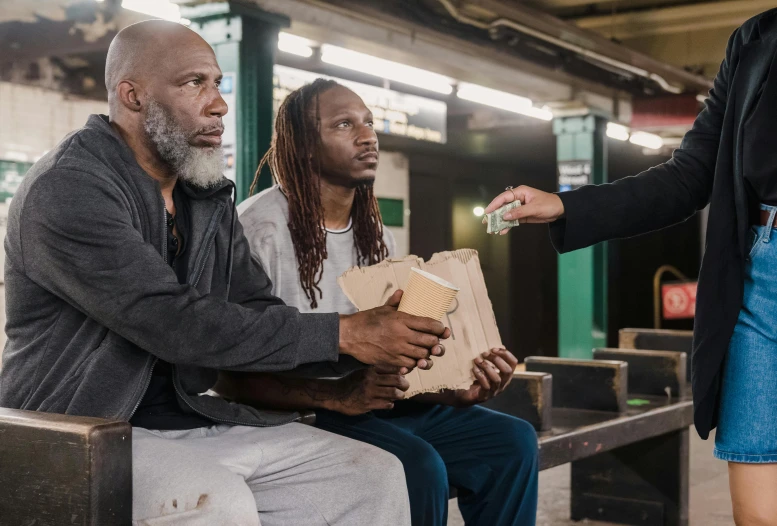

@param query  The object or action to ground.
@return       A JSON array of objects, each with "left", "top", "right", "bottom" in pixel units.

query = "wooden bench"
[
  {"left": 2, "top": 348, "right": 691, "bottom": 526},
  {"left": 484, "top": 350, "right": 692, "bottom": 526}
]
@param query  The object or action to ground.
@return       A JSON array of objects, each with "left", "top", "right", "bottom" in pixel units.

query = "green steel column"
[
  {"left": 187, "top": 3, "right": 287, "bottom": 204},
  {"left": 553, "top": 115, "right": 608, "bottom": 359}
]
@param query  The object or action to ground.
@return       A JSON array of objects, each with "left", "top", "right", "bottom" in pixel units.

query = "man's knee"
[
  {"left": 495, "top": 415, "right": 539, "bottom": 466},
  {"left": 355, "top": 443, "right": 409, "bottom": 488},
  {"left": 395, "top": 438, "right": 448, "bottom": 492},
  {"left": 133, "top": 472, "right": 259, "bottom": 526}
]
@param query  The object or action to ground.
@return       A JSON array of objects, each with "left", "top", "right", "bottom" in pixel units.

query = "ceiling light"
[
  {"left": 94, "top": 0, "right": 184, "bottom": 23},
  {"left": 473, "top": 206, "right": 485, "bottom": 217},
  {"left": 320, "top": 45, "right": 454, "bottom": 95},
  {"left": 457, "top": 83, "right": 552, "bottom": 121},
  {"left": 629, "top": 131, "right": 664, "bottom": 150},
  {"left": 121, "top": 0, "right": 181, "bottom": 21},
  {"left": 278, "top": 33, "right": 314, "bottom": 58},
  {"left": 606, "top": 122, "right": 630, "bottom": 142}
]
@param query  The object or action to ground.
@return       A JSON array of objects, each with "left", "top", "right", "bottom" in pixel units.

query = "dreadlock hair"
[{"left": 249, "top": 78, "right": 389, "bottom": 309}]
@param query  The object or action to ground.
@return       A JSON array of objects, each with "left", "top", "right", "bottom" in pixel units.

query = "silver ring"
[{"left": 505, "top": 186, "right": 513, "bottom": 191}]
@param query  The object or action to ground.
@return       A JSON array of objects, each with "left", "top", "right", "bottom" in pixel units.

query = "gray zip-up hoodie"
[{"left": 0, "top": 114, "right": 341, "bottom": 427}]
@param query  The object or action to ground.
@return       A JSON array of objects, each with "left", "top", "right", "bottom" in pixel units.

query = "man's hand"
[
  {"left": 453, "top": 349, "right": 519, "bottom": 406},
  {"left": 484, "top": 186, "right": 565, "bottom": 234},
  {"left": 339, "top": 290, "right": 450, "bottom": 373},
  {"left": 328, "top": 365, "right": 410, "bottom": 416}
]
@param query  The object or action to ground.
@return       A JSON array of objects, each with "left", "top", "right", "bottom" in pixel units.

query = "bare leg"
[{"left": 729, "top": 462, "right": 777, "bottom": 526}]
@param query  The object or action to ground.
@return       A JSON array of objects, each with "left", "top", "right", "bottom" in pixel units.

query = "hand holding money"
[
  {"left": 484, "top": 201, "right": 521, "bottom": 234},
  {"left": 483, "top": 185, "right": 566, "bottom": 233}
]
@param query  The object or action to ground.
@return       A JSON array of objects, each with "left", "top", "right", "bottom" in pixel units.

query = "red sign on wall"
[{"left": 662, "top": 282, "right": 698, "bottom": 319}]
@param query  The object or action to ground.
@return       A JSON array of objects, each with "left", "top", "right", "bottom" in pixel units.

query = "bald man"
[{"left": 0, "top": 19, "right": 466, "bottom": 525}]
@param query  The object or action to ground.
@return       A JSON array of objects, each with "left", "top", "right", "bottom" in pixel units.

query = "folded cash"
[{"left": 485, "top": 201, "right": 521, "bottom": 234}]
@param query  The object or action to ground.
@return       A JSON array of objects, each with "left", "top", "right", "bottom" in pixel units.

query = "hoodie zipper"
[
  {"left": 161, "top": 200, "right": 299, "bottom": 428},
  {"left": 126, "top": 206, "right": 168, "bottom": 420},
  {"left": 128, "top": 357, "right": 157, "bottom": 419}
]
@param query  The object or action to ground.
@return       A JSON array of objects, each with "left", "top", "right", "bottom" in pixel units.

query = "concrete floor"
[{"left": 447, "top": 429, "right": 734, "bottom": 525}]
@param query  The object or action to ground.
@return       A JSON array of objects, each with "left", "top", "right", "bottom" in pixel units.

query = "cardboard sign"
[
  {"left": 338, "top": 250, "right": 502, "bottom": 397},
  {"left": 662, "top": 281, "right": 697, "bottom": 319}
]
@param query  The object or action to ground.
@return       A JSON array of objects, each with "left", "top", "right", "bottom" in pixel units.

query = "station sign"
[
  {"left": 662, "top": 281, "right": 697, "bottom": 320},
  {"left": 557, "top": 160, "right": 591, "bottom": 192}
]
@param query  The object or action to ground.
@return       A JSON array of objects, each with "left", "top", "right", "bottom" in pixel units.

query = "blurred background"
[{"left": 1, "top": 0, "right": 762, "bottom": 357}]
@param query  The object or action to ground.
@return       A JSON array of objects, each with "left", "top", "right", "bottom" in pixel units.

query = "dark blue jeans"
[{"left": 315, "top": 401, "right": 538, "bottom": 526}]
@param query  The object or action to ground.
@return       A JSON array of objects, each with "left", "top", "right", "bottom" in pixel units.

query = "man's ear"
[{"left": 116, "top": 80, "right": 144, "bottom": 112}]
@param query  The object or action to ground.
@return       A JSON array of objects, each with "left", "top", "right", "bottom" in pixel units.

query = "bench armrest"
[{"left": 0, "top": 408, "right": 132, "bottom": 525}]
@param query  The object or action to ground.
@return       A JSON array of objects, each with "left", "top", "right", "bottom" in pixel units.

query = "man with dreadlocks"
[{"left": 230, "top": 79, "right": 539, "bottom": 526}]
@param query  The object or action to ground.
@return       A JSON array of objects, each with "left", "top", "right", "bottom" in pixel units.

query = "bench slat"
[
  {"left": 538, "top": 399, "right": 693, "bottom": 470},
  {"left": 524, "top": 357, "right": 628, "bottom": 413},
  {"left": 593, "top": 348, "right": 687, "bottom": 397}
]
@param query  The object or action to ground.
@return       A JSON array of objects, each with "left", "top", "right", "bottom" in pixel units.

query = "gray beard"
[{"left": 143, "top": 100, "right": 224, "bottom": 189}]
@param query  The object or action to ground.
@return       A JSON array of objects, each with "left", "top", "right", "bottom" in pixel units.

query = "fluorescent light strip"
[
  {"left": 320, "top": 45, "right": 454, "bottom": 95},
  {"left": 629, "top": 131, "right": 664, "bottom": 150},
  {"left": 606, "top": 122, "right": 630, "bottom": 142},
  {"left": 94, "top": 0, "right": 184, "bottom": 23},
  {"left": 121, "top": 0, "right": 181, "bottom": 21},
  {"left": 457, "top": 82, "right": 552, "bottom": 121},
  {"left": 278, "top": 33, "right": 314, "bottom": 58}
]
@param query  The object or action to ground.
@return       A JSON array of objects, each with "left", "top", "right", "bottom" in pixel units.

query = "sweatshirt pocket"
[{"left": 36, "top": 339, "right": 107, "bottom": 413}]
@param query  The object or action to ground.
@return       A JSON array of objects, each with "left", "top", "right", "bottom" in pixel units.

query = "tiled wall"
[{"left": 0, "top": 83, "right": 108, "bottom": 364}]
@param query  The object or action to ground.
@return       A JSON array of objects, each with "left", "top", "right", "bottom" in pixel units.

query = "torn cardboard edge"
[{"left": 338, "top": 249, "right": 503, "bottom": 397}]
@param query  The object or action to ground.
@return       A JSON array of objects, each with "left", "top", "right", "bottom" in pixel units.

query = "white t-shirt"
[{"left": 238, "top": 185, "right": 396, "bottom": 314}]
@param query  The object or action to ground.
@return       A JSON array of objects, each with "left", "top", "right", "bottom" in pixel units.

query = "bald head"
[
  {"left": 104, "top": 19, "right": 228, "bottom": 188},
  {"left": 105, "top": 20, "right": 214, "bottom": 112}
]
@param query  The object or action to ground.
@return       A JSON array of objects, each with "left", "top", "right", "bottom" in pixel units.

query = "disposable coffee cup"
[{"left": 398, "top": 268, "right": 459, "bottom": 321}]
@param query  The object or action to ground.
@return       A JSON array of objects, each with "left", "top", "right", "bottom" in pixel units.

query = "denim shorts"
[{"left": 714, "top": 203, "right": 777, "bottom": 463}]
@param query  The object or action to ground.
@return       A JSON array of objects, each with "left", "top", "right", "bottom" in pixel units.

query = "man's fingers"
[
  {"left": 472, "top": 364, "right": 491, "bottom": 391},
  {"left": 479, "top": 359, "right": 502, "bottom": 387},
  {"left": 400, "top": 343, "right": 433, "bottom": 361},
  {"left": 417, "top": 358, "right": 434, "bottom": 370},
  {"left": 370, "top": 401, "right": 395, "bottom": 411},
  {"left": 389, "top": 355, "right": 420, "bottom": 369},
  {"left": 473, "top": 365, "right": 491, "bottom": 390},
  {"left": 374, "top": 386, "right": 406, "bottom": 400},
  {"left": 374, "top": 374, "right": 411, "bottom": 391},
  {"left": 402, "top": 314, "right": 447, "bottom": 337},
  {"left": 374, "top": 364, "right": 401, "bottom": 374},
  {"left": 384, "top": 289, "right": 403, "bottom": 308},
  {"left": 492, "top": 348, "right": 519, "bottom": 368},
  {"left": 373, "top": 372, "right": 411, "bottom": 391},
  {"left": 406, "top": 331, "right": 442, "bottom": 351},
  {"left": 431, "top": 343, "right": 445, "bottom": 357},
  {"left": 486, "top": 354, "right": 513, "bottom": 375}
]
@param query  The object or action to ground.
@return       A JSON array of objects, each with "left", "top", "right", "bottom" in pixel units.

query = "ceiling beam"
[
  {"left": 463, "top": 0, "right": 711, "bottom": 92},
  {"left": 574, "top": 0, "right": 773, "bottom": 39}
]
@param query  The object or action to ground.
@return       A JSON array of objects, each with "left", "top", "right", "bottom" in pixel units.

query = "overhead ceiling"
[{"left": 525, "top": 0, "right": 773, "bottom": 77}]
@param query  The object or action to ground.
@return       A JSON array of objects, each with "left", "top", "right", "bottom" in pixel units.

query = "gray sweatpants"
[{"left": 132, "top": 423, "right": 411, "bottom": 525}]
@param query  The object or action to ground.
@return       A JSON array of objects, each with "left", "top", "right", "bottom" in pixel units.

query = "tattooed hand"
[{"left": 329, "top": 365, "right": 410, "bottom": 416}]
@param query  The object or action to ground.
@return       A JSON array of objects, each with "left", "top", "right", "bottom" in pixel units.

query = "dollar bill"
[{"left": 485, "top": 201, "right": 521, "bottom": 234}]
